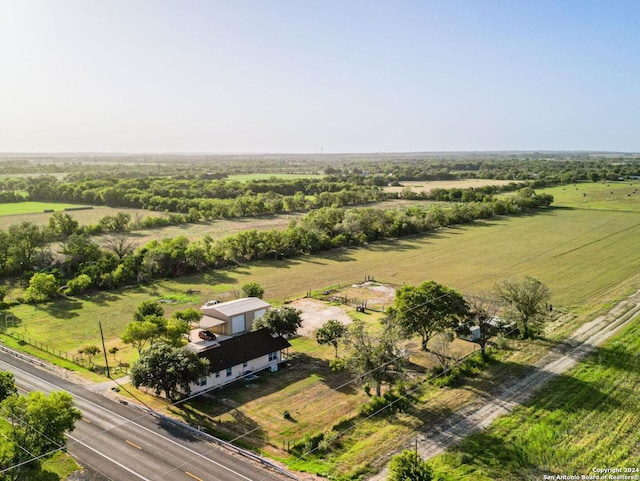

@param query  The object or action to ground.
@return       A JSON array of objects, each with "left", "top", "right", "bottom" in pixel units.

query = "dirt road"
[{"left": 368, "top": 290, "right": 640, "bottom": 480}]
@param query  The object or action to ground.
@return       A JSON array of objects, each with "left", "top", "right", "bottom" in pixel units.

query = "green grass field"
[
  {"left": 429, "top": 316, "right": 640, "bottom": 480},
  {"left": 0, "top": 205, "right": 166, "bottom": 230},
  {"left": 7, "top": 204, "right": 640, "bottom": 369},
  {"left": 0, "top": 202, "right": 92, "bottom": 217},
  {"left": 540, "top": 181, "right": 640, "bottom": 211},
  {"left": 2, "top": 182, "right": 639, "bottom": 479}
]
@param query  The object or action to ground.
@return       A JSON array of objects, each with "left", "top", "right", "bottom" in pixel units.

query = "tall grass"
[{"left": 429, "top": 318, "right": 640, "bottom": 480}]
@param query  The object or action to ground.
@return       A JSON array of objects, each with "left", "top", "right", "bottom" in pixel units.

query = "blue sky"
[{"left": 1, "top": 0, "right": 638, "bottom": 153}]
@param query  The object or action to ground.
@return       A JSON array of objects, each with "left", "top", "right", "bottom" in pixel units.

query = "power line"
[{"left": 0, "top": 212, "right": 624, "bottom": 478}]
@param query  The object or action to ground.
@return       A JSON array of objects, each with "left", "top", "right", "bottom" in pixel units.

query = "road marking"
[
  {"left": 67, "top": 433, "right": 152, "bottom": 481},
  {"left": 81, "top": 417, "right": 91, "bottom": 423},
  {"left": 185, "top": 472, "right": 204, "bottom": 481},
  {"left": 0, "top": 357, "right": 260, "bottom": 481},
  {"left": 126, "top": 439, "right": 142, "bottom": 450}
]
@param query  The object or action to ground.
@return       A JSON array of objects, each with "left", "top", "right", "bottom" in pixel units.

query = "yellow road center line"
[
  {"left": 185, "top": 472, "right": 204, "bottom": 481},
  {"left": 81, "top": 417, "right": 91, "bottom": 423},
  {"left": 125, "top": 440, "right": 142, "bottom": 450}
]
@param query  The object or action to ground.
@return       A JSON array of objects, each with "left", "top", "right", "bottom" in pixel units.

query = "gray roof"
[{"left": 200, "top": 297, "right": 270, "bottom": 317}]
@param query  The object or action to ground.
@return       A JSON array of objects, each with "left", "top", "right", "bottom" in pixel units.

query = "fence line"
[{"left": 0, "top": 327, "right": 128, "bottom": 374}]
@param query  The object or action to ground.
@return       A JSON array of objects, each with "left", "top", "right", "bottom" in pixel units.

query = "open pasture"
[
  {"left": 539, "top": 180, "right": 640, "bottom": 211},
  {"left": 0, "top": 205, "right": 165, "bottom": 229},
  {"left": 0, "top": 201, "right": 90, "bottom": 217},
  {"left": 7, "top": 204, "right": 640, "bottom": 370}
]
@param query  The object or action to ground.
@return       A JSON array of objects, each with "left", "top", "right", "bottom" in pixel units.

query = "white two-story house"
[{"left": 187, "top": 297, "right": 290, "bottom": 394}]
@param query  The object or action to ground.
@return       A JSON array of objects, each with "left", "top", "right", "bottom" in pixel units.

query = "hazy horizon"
[{"left": 2, "top": 1, "right": 639, "bottom": 153}]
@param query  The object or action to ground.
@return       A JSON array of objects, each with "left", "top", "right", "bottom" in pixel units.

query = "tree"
[
  {"left": 80, "top": 344, "right": 101, "bottom": 368},
  {"left": 392, "top": 281, "right": 468, "bottom": 351},
  {"left": 316, "top": 319, "right": 348, "bottom": 357},
  {"left": 0, "top": 371, "right": 16, "bottom": 402},
  {"left": 103, "top": 232, "right": 136, "bottom": 260},
  {"left": 130, "top": 342, "right": 209, "bottom": 400},
  {"left": 496, "top": 276, "right": 551, "bottom": 339},
  {"left": 133, "top": 300, "right": 165, "bottom": 322},
  {"left": 172, "top": 308, "right": 202, "bottom": 325},
  {"left": 465, "top": 293, "right": 501, "bottom": 361},
  {"left": 48, "top": 212, "right": 80, "bottom": 239},
  {"left": 0, "top": 391, "right": 81, "bottom": 481},
  {"left": 122, "top": 320, "right": 163, "bottom": 354},
  {"left": 341, "top": 320, "right": 402, "bottom": 396},
  {"left": 66, "top": 273, "right": 93, "bottom": 295},
  {"left": 60, "top": 232, "right": 101, "bottom": 272},
  {"left": 25, "top": 272, "right": 59, "bottom": 303},
  {"left": 253, "top": 306, "right": 302, "bottom": 338},
  {"left": 8, "top": 222, "right": 46, "bottom": 272},
  {"left": 108, "top": 346, "right": 120, "bottom": 361},
  {"left": 428, "top": 331, "right": 455, "bottom": 370},
  {"left": 241, "top": 281, "right": 265, "bottom": 299},
  {"left": 165, "top": 317, "right": 190, "bottom": 347},
  {"left": 387, "top": 449, "right": 433, "bottom": 481}
]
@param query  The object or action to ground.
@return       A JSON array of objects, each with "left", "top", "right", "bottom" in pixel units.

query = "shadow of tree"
[{"left": 38, "top": 298, "right": 82, "bottom": 319}]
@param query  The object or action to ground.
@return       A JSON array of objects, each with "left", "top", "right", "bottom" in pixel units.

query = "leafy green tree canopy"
[
  {"left": 0, "top": 371, "right": 17, "bottom": 402},
  {"left": 241, "top": 281, "right": 265, "bottom": 299},
  {"left": 392, "top": 281, "right": 468, "bottom": 351},
  {"left": 340, "top": 320, "right": 402, "bottom": 396},
  {"left": 0, "top": 391, "right": 81, "bottom": 480},
  {"left": 316, "top": 319, "right": 348, "bottom": 357},
  {"left": 133, "top": 300, "right": 165, "bottom": 322},
  {"left": 253, "top": 306, "right": 302, "bottom": 338},
  {"left": 130, "top": 342, "right": 209, "bottom": 400},
  {"left": 26, "top": 272, "right": 59, "bottom": 303},
  {"left": 387, "top": 449, "right": 433, "bottom": 481}
]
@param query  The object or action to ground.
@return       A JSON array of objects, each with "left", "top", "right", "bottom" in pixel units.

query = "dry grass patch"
[{"left": 384, "top": 179, "right": 515, "bottom": 195}]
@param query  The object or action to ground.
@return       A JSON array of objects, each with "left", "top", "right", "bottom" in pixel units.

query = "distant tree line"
[
  {"left": 23, "top": 177, "right": 387, "bottom": 218},
  {"left": 3, "top": 187, "right": 553, "bottom": 301}
]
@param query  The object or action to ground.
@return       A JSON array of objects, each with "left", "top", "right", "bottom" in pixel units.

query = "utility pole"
[{"left": 99, "top": 321, "right": 111, "bottom": 378}]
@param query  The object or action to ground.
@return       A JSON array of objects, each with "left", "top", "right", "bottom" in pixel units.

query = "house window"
[
  {"left": 196, "top": 377, "right": 207, "bottom": 386},
  {"left": 226, "top": 367, "right": 233, "bottom": 377},
  {"left": 268, "top": 352, "right": 278, "bottom": 362},
  {"left": 215, "top": 371, "right": 220, "bottom": 378}
]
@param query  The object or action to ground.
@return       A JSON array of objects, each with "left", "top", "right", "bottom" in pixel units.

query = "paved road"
[{"left": 0, "top": 352, "right": 294, "bottom": 481}]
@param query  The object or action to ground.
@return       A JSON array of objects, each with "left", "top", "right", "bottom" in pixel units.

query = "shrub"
[{"left": 66, "top": 274, "right": 92, "bottom": 295}]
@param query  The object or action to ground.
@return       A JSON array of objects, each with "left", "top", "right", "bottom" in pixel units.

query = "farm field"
[
  {"left": 0, "top": 204, "right": 165, "bottom": 229},
  {"left": 384, "top": 178, "right": 516, "bottom": 194},
  {"left": 539, "top": 180, "right": 640, "bottom": 211},
  {"left": 98, "top": 212, "right": 302, "bottom": 248},
  {"left": 0, "top": 201, "right": 90, "bottom": 217},
  {"left": 6, "top": 204, "right": 640, "bottom": 371},
  {"left": 428, "top": 314, "right": 640, "bottom": 480},
  {"left": 2, "top": 180, "right": 640, "bottom": 479}
]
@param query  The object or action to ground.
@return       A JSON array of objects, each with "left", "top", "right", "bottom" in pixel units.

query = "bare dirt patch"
[{"left": 289, "top": 298, "right": 353, "bottom": 336}]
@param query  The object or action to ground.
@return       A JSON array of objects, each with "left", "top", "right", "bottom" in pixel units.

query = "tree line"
[
  {"left": 23, "top": 176, "right": 387, "bottom": 217},
  {"left": 12, "top": 187, "right": 553, "bottom": 305}
]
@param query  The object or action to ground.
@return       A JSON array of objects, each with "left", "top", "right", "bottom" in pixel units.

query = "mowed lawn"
[{"left": 429, "top": 316, "right": 640, "bottom": 480}]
